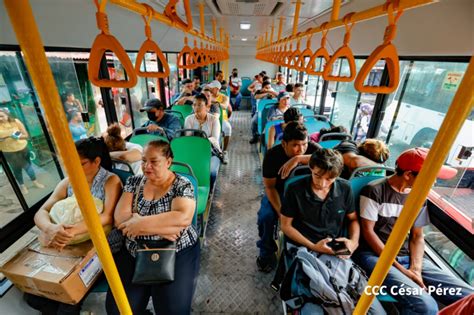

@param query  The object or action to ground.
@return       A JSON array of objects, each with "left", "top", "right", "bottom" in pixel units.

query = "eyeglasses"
[{"left": 410, "top": 171, "right": 419, "bottom": 177}]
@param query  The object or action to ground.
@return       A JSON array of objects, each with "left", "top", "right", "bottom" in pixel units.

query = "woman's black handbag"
[
  {"left": 132, "top": 239, "right": 176, "bottom": 284},
  {"left": 131, "top": 176, "right": 177, "bottom": 285}
]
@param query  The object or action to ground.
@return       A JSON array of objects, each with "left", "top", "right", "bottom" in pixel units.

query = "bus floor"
[{"left": 0, "top": 109, "right": 283, "bottom": 314}]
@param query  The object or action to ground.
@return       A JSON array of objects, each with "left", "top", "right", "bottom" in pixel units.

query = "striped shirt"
[{"left": 359, "top": 178, "right": 429, "bottom": 256}]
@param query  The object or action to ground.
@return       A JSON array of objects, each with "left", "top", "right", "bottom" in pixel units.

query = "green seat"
[
  {"left": 165, "top": 110, "right": 185, "bottom": 128},
  {"left": 171, "top": 104, "right": 193, "bottom": 121},
  {"left": 170, "top": 136, "right": 211, "bottom": 216},
  {"left": 129, "top": 134, "right": 168, "bottom": 147},
  {"left": 170, "top": 162, "right": 199, "bottom": 229}
]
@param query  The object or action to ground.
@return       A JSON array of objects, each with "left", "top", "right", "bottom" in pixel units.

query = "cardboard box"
[{"left": 0, "top": 239, "right": 102, "bottom": 304}]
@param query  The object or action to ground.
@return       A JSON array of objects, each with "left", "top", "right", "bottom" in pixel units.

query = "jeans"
[
  {"left": 106, "top": 242, "right": 200, "bottom": 315},
  {"left": 210, "top": 155, "right": 220, "bottom": 188},
  {"left": 230, "top": 93, "right": 241, "bottom": 110},
  {"left": 25, "top": 293, "right": 83, "bottom": 315},
  {"left": 251, "top": 97, "right": 257, "bottom": 116},
  {"left": 257, "top": 194, "right": 279, "bottom": 259},
  {"left": 354, "top": 252, "right": 474, "bottom": 314},
  {"left": 251, "top": 114, "right": 258, "bottom": 138},
  {"left": 4, "top": 148, "right": 37, "bottom": 185}
]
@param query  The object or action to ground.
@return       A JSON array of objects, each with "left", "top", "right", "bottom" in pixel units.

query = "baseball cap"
[
  {"left": 207, "top": 80, "right": 221, "bottom": 89},
  {"left": 396, "top": 147, "right": 457, "bottom": 180},
  {"left": 277, "top": 91, "right": 290, "bottom": 101},
  {"left": 140, "top": 98, "right": 165, "bottom": 112}
]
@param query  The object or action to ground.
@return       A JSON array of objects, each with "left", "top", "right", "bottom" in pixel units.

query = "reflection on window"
[
  {"left": 167, "top": 53, "right": 179, "bottom": 106},
  {"left": 0, "top": 164, "right": 24, "bottom": 228},
  {"left": 0, "top": 51, "right": 62, "bottom": 208},
  {"left": 306, "top": 75, "right": 323, "bottom": 111},
  {"left": 425, "top": 224, "right": 473, "bottom": 286}
]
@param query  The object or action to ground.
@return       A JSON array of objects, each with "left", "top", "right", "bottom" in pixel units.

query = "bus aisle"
[{"left": 192, "top": 109, "right": 282, "bottom": 314}]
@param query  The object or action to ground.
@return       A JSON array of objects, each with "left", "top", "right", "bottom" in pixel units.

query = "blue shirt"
[{"left": 141, "top": 113, "right": 181, "bottom": 140}]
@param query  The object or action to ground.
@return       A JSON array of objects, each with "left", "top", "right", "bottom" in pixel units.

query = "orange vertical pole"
[
  {"left": 331, "top": 0, "right": 342, "bottom": 21},
  {"left": 198, "top": 1, "right": 205, "bottom": 35},
  {"left": 278, "top": 16, "right": 285, "bottom": 41},
  {"left": 292, "top": 0, "right": 302, "bottom": 36}
]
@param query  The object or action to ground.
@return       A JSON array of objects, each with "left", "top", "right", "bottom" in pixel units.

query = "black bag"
[
  {"left": 132, "top": 239, "right": 176, "bottom": 284},
  {"left": 131, "top": 177, "right": 177, "bottom": 285}
]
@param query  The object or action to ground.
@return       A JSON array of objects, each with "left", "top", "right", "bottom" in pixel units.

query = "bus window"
[
  {"left": 125, "top": 53, "right": 149, "bottom": 129},
  {"left": 378, "top": 60, "right": 469, "bottom": 166},
  {"left": 305, "top": 75, "right": 323, "bottom": 111},
  {"left": 167, "top": 53, "right": 179, "bottom": 104}
]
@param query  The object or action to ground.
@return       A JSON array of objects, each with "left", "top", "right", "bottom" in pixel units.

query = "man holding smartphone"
[{"left": 280, "top": 148, "right": 359, "bottom": 258}]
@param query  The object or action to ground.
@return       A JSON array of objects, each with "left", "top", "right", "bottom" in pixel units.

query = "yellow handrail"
[
  {"left": 4, "top": 0, "right": 132, "bottom": 314},
  {"left": 354, "top": 55, "right": 474, "bottom": 313}
]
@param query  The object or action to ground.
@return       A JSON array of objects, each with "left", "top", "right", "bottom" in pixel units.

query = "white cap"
[{"left": 207, "top": 80, "right": 222, "bottom": 89}]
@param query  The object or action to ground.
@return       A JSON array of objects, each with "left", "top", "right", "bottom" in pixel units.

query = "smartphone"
[
  {"left": 327, "top": 239, "right": 351, "bottom": 255},
  {"left": 11, "top": 131, "right": 22, "bottom": 139}
]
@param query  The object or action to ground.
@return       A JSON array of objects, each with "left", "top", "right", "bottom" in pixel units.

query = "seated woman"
[
  {"left": 104, "top": 123, "right": 143, "bottom": 174},
  {"left": 334, "top": 138, "right": 390, "bottom": 179},
  {"left": 106, "top": 140, "right": 200, "bottom": 315},
  {"left": 27, "top": 137, "right": 122, "bottom": 314},
  {"left": 267, "top": 107, "right": 303, "bottom": 149},
  {"left": 184, "top": 93, "right": 221, "bottom": 187}
]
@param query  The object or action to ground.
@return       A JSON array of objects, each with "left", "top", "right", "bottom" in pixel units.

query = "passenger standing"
[
  {"left": 140, "top": 98, "right": 181, "bottom": 140},
  {"left": 229, "top": 68, "right": 242, "bottom": 111},
  {"left": 208, "top": 80, "right": 232, "bottom": 164},
  {"left": 106, "top": 140, "right": 200, "bottom": 315},
  {"left": 0, "top": 108, "right": 45, "bottom": 194},
  {"left": 355, "top": 148, "right": 473, "bottom": 314},
  {"left": 256, "top": 122, "right": 320, "bottom": 272}
]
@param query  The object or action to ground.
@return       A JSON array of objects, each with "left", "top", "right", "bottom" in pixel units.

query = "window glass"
[
  {"left": 0, "top": 52, "right": 62, "bottom": 207},
  {"left": 167, "top": 53, "right": 179, "bottom": 106},
  {"left": 305, "top": 75, "right": 323, "bottom": 110},
  {"left": 127, "top": 53, "right": 149, "bottom": 129},
  {"left": 425, "top": 224, "right": 473, "bottom": 286},
  {"left": 0, "top": 164, "right": 24, "bottom": 227},
  {"left": 326, "top": 59, "right": 365, "bottom": 132},
  {"left": 379, "top": 61, "right": 468, "bottom": 166}
]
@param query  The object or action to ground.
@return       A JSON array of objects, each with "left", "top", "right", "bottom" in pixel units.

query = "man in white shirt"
[{"left": 229, "top": 68, "right": 242, "bottom": 111}]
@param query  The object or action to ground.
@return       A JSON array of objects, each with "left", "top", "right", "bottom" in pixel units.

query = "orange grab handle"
[
  {"left": 135, "top": 38, "right": 171, "bottom": 78},
  {"left": 288, "top": 41, "right": 301, "bottom": 70},
  {"left": 164, "top": 0, "right": 193, "bottom": 31},
  {"left": 306, "top": 47, "right": 330, "bottom": 76},
  {"left": 323, "top": 13, "right": 356, "bottom": 82},
  {"left": 177, "top": 37, "right": 195, "bottom": 69},
  {"left": 354, "top": 0, "right": 403, "bottom": 94},
  {"left": 135, "top": 5, "right": 170, "bottom": 78},
  {"left": 295, "top": 35, "right": 313, "bottom": 71},
  {"left": 88, "top": 10, "right": 137, "bottom": 88}
]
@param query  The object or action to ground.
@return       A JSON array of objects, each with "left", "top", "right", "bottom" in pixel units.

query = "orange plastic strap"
[
  {"left": 305, "top": 23, "right": 329, "bottom": 76},
  {"left": 177, "top": 37, "right": 195, "bottom": 69},
  {"left": 88, "top": 0, "right": 137, "bottom": 88},
  {"left": 322, "top": 12, "right": 356, "bottom": 82},
  {"left": 134, "top": 4, "right": 170, "bottom": 78},
  {"left": 289, "top": 40, "right": 301, "bottom": 69},
  {"left": 191, "top": 39, "right": 202, "bottom": 68},
  {"left": 295, "top": 34, "right": 313, "bottom": 71},
  {"left": 354, "top": 0, "right": 404, "bottom": 94},
  {"left": 164, "top": 0, "right": 193, "bottom": 31}
]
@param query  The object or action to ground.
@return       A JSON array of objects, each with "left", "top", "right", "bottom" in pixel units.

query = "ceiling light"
[
  {"left": 241, "top": 38, "right": 248, "bottom": 41},
  {"left": 240, "top": 22, "right": 251, "bottom": 30}
]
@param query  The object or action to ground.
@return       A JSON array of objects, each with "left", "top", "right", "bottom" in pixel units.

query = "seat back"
[
  {"left": 258, "top": 103, "right": 278, "bottom": 135},
  {"left": 111, "top": 159, "right": 135, "bottom": 184},
  {"left": 170, "top": 161, "right": 198, "bottom": 229},
  {"left": 165, "top": 110, "right": 185, "bottom": 128},
  {"left": 174, "top": 128, "right": 208, "bottom": 138},
  {"left": 304, "top": 116, "right": 331, "bottom": 135},
  {"left": 171, "top": 136, "right": 211, "bottom": 187},
  {"left": 171, "top": 104, "right": 194, "bottom": 121},
  {"left": 257, "top": 98, "right": 277, "bottom": 113},
  {"left": 261, "top": 119, "right": 283, "bottom": 156},
  {"left": 348, "top": 166, "right": 394, "bottom": 212},
  {"left": 319, "top": 139, "right": 343, "bottom": 148},
  {"left": 284, "top": 166, "right": 312, "bottom": 195},
  {"left": 241, "top": 77, "right": 252, "bottom": 97},
  {"left": 129, "top": 131, "right": 169, "bottom": 147}
]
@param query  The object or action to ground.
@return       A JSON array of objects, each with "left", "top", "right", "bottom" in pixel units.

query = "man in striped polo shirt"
[{"left": 356, "top": 147, "right": 473, "bottom": 314}]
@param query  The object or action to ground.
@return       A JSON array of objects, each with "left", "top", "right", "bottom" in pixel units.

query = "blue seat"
[
  {"left": 170, "top": 161, "right": 199, "bottom": 229},
  {"left": 241, "top": 77, "right": 252, "bottom": 98},
  {"left": 319, "top": 139, "right": 343, "bottom": 148},
  {"left": 111, "top": 159, "right": 135, "bottom": 184},
  {"left": 261, "top": 119, "right": 283, "bottom": 156},
  {"left": 304, "top": 116, "right": 331, "bottom": 135},
  {"left": 258, "top": 102, "right": 278, "bottom": 135}
]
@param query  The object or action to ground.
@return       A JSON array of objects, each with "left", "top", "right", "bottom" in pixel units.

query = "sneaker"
[
  {"left": 20, "top": 184, "right": 28, "bottom": 194},
  {"left": 249, "top": 136, "right": 259, "bottom": 144},
  {"left": 222, "top": 151, "right": 229, "bottom": 164},
  {"left": 32, "top": 180, "right": 45, "bottom": 189},
  {"left": 256, "top": 255, "right": 276, "bottom": 273}
]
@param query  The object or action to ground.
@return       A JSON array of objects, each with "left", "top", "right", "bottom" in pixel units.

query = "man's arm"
[
  {"left": 278, "top": 154, "right": 312, "bottom": 179},
  {"left": 409, "top": 226, "right": 425, "bottom": 277},
  {"left": 263, "top": 177, "right": 282, "bottom": 216}
]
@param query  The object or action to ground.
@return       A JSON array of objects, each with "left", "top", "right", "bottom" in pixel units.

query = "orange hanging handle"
[
  {"left": 177, "top": 36, "right": 195, "bottom": 69},
  {"left": 306, "top": 22, "right": 330, "bottom": 76},
  {"left": 199, "top": 42, "right": 208, "bottom": 66},
  {"left": 288, "top": 39, "right": 302, "bottom": 70},
  {"left": 295, "top": 33, "right": 313, "bottom": 71},
  {"left": 191, "top": 39, "right": 203, "bottom": 68},
  {"left": 323, "top": 12, "right": 357, "bottom": 82},
  {"left": 355, "top": 0, "right": 404, "bottom": 94},
  {"left": 88, "top": 0, "right": 137, "bottom": 88},
  {"left": 135, "top": 4, "right": 170, "bottom": 78},
  {"left": 164, "top": 0, "right": 193, "bottom": 31}
]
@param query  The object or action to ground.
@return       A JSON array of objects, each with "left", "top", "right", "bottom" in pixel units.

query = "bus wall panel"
[
  {"left": 1, "top": 0, "right": 472, "bottom": 56},
  {"left": 228, "top": 54, "right": 279, "bottom": 79}
]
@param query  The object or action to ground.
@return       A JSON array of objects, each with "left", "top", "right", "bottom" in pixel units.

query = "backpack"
[{"left": 280, "top": 247, "right": 368, "bottom": 315}]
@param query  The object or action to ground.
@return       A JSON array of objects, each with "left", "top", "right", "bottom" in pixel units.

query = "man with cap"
[
  {"left": 249, "top": 90, "right": 290, "bottom": 144},
  {"left": 139, "top": 99, "right": 181, "bottom": 140},
  {"left": 208, "top": 80, "right": 232, "bottom": 164},
  {"left": 355, "top": 147, "right": 473, "bottom": 314}
]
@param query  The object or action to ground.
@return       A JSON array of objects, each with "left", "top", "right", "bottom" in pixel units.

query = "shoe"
[
  {"left": 249, "top": 136, "right": 259, "bottom": 144},
  {"left": 222, "top": 151, "right": 229, "bottom": 164},
  {"left": 20, "top": 184, "right": 28, "bottom": 194},
  {"left": 33, "top": 180, "right": 45, "bottom": 189},
  {"left": 256, "top": 255, "right": 276, "bottom": 273}
]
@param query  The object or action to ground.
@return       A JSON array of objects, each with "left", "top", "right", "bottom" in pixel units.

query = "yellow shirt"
[
  {"left": 215, "top": 93, "right": 229, "bottom": 121},
  {"left": 0, "top": 121, "right": 27, "bottom": 152}
]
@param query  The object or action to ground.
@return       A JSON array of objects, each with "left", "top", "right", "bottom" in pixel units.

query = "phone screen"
[{"left": 328, "top": 239, "right": 350, "bottom": 255}]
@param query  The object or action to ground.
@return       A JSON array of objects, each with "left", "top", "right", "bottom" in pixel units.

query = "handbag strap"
[{"left": 132, "top": 176, "right": 145, "bottom": 214}]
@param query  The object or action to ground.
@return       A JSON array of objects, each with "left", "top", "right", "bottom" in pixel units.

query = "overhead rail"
[{"left": 4, "top": 0, "right": 132, "bottom": 314}]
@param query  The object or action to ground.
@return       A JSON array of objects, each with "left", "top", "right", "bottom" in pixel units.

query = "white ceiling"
[{"left": 149, "top": 0, "right": 352, "bottom": 46}]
